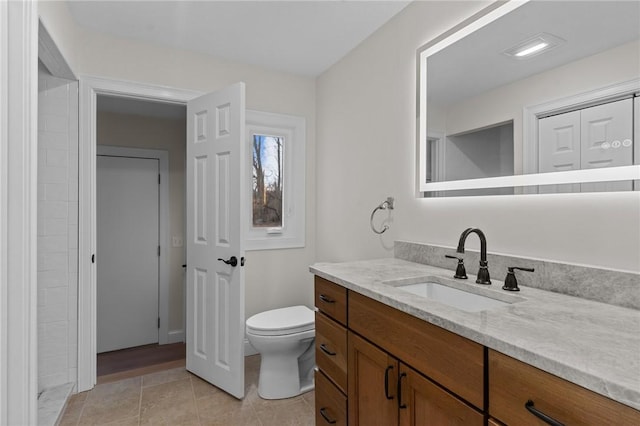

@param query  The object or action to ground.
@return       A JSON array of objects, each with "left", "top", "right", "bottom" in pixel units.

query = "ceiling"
[{"left": 67, "top": 0, "right": 411, "bottom": 77}]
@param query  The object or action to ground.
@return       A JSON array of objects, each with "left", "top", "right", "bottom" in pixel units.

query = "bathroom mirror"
[{"left": 417, "top": 0, "right": 640, "bottom": 195}]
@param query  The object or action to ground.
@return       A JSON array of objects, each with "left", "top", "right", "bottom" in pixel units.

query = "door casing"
[{"left": 78, "top": 77, "right": 201, "bottom": 391}]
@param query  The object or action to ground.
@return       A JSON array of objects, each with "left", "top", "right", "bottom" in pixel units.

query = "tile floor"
[{"left": 59, "top": 355, "right": 315, "bottom": 426}]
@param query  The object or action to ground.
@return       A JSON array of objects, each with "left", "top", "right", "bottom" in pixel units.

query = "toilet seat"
[{"left": 246, "top": 305, "right": 314, "bottom": 336}]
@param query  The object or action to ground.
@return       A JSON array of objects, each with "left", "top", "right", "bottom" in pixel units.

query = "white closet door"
[
  {"left": 538, "top": 110, "right": 581, "bottom": 193},
  {"left": 97, "top": 155, "right": 160, "bottom": 353},
  {"left": 581, "top": 98, "right": 633, "bottom": 192}
]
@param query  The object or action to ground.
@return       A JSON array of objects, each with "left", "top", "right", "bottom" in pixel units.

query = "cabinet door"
[
  {"left": 348, "top": 331, "right": 399, "bottom": 426},
  {"left": 398, "top": 364, "right": 484, "bottom": 426}
]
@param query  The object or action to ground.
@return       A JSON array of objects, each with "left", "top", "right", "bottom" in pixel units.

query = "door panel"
[
  {"left": 538, "top": 110, "right": 581, "bottom": 193},
  {"left": 96, "top": 155, "right": 159, "bottom": 353},
  {"left": 399, "top": 364, "right": 483, "bottom": 426},
  {"left": 580, "top": 98, "right": 633, "bottom": 192},
  {"left": 186, "top": 83, "right": 245, "bottom": 398},
  {"left": 348, "top": 331, "right": 398, "bottom": 426}
]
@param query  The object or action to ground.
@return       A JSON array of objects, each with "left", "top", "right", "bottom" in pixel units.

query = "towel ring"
[{"left": 370, "top": 197, "right": 394, "bottom": 234}]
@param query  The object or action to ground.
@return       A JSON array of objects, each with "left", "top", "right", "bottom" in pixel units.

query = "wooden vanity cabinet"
[
  {"left": 489, "top": 350, "right": 640, "bottom": 425},
  {"left": 314, "top": 276, "right": 349, "bottom": 425},
  {"left": 314, "top": 275, "right": 640, "bottom": 425},
  {"left": 348, "top": 331, "right": 482, "bottom": 426}
]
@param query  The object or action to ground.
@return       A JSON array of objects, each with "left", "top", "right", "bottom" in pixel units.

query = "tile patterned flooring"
[{"left": 59, "top": 355, "right": 315, "bottom": 426}]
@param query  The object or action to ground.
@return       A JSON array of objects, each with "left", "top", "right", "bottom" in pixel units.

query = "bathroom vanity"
[{"left": 311, "top": 257, "right": 640, "bottom": 425}]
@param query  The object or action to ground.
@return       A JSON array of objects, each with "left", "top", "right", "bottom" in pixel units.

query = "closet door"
[
  {"left": 581, "top": 98, "right": 633, "bottom": 192},
  {"left": 538, "top": 110, "right": 581, "bottom": 193}
]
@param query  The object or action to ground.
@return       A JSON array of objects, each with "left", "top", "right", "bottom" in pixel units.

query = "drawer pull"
[
  {"left": 320, "top": 343, "right": 337, "bottom": 356},
  {"left": 384, "top": 365, "right": 394, "bottom": 400},
  {"left": 319, "top": 294, "right": 335, "bottom": 304},
  {"left": 525, "top": 400, "right": 565, "bottom": 426},
  {"left": 319, "top": 407, "right": 337, "bottom": 424},
  {"left": 398, "top": 372, "right": 407, "bottom": 409}
]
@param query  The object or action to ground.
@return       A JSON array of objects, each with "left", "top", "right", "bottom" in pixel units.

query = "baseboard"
[
  {"left": 167, "top": 329, "right": 185, "bottom": 344},
  {"left": 244, "top": 338, "right": 258, "bottom": 356}
]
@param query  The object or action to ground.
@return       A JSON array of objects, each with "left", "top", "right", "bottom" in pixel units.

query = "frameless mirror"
[{"left": 417, "top": 0, "right": 640, "bottom": 196}]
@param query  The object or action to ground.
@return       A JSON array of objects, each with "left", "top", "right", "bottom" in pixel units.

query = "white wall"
[
  {"left": 39, "top": 3, "right": 317, "bottom": 320},
  {"left": 37, "top": 63, "right": 78, "bottom": 391},
  {"left": 316, "top": 0, "right": 640, "bottom": 273}
]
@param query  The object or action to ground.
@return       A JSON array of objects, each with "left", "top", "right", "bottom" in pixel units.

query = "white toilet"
[{"left": 246, "top": 305, "right": 315, "bottom": 399}]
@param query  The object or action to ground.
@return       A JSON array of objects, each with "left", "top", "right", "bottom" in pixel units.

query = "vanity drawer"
[
  {"left": 489, "top": 350, "right": 640, "bottom": 425},
  {"left": 315, "top": 276, "right": 347, "bottom": 325},
  {"left": 315, "top": 369, "right": 347, "bottom": 426},
  {"left": 316, "top": 312, "right": 348, "bottom": 393},
  {"left": 348, "top": 291, "right": 484, "bottom": 409}
]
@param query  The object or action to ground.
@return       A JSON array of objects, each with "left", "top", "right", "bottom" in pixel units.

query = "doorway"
[
  {"left": 95, "top": 96, "right": 186, "bottom": 376},
  {"left": 79, "top": 79, "right": 247, "bottom": 399}
]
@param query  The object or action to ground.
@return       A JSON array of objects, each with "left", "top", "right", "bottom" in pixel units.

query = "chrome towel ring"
[{"left": 370, "top": 197, "right": 394, "bottom": 234}]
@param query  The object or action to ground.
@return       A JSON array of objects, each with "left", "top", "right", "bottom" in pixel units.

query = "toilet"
[{"left": 246, "top": 305, "right": 315, "bottom": 399}]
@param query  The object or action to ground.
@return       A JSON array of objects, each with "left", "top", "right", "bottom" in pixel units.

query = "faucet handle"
[
  {"left": 445, "top": 255, "right": 468, "bottom": 279},
  {"left": 503, "top": 266, "right": 535, "bottom": 291}
]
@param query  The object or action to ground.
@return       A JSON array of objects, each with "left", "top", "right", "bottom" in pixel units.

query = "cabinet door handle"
[
  {"left": 397, "top": 372, "right": 407, "bottom": 409},
  {"left": 319, "top": 407, "right": 337, "bottom": 424},
  {"left": 525, "top": 400, "right": 565, "bottom": 426},
  {"left": 319, "top": 294, "right": 335, "bottom": 304},
  {"left": 384, "top": 365, "right": 394, "bottom": 400},
  {"left": 319, "top": 343, "right": 336, "bottom": 356}
]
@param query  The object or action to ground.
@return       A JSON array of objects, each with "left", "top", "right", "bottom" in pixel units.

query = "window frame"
[{"left": 245, "top": 110, "right": 305, "bottom": 250}]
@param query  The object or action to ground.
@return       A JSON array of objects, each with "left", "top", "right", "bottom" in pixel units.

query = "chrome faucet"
[{"left": 456, "top": 228, "right": 491, "bottom": 285}]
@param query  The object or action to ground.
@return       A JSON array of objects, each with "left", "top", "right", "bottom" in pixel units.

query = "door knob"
[{"left": 217, "top": 256, "right": 238, "bottom": 267}]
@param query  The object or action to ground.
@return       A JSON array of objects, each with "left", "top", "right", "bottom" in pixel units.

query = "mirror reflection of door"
[
  {"left": 97, "top": 155, "right": 160, "bottom": 353},
  {"left": 538, "top": 98, "right": 633, "bottom": 193}
]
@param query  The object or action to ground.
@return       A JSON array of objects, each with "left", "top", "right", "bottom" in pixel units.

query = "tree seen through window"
[{"left": 252, "top": 134, "right": 283, "bottom": 227}]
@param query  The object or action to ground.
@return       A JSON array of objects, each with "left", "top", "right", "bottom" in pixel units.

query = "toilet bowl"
[{"left": 246, "top": 305, "right": 315, "bottom": 399}]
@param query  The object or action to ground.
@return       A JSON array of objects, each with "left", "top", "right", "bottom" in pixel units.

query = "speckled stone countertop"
[{"left": 310, "top": 258, "right": 640, "bottom": 411}]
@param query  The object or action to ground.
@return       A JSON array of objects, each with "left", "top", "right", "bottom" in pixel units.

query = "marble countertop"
[{"left": 310, "top": 258, "right": 640, "bottom": 411}]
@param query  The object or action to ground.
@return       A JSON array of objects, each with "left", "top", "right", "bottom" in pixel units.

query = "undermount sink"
[{"left": 396, "top": 282, "right": 512, "bottom": 312}]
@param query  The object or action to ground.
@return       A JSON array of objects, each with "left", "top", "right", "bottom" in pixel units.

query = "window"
[
  {"left": 252, "top": 134, "right": 284, "bottom": 228},
  {"left": 245, "top": 110, "right": 305, "bottom": 250}
]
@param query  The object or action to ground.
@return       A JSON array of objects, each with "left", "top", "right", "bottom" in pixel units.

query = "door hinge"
[
  {"left": 158, "top": 174, "right": 161, "bottom": 184},
  {"left": 158, "top": 317, "right": 160, "bottom": 328},
  {"left": 158, "top": 246, "right": 161, "bottom": 256}
]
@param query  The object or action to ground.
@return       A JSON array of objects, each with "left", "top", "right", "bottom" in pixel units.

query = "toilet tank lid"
[{"left": 246, "top": 305, "right": 314, "bottom": 332}]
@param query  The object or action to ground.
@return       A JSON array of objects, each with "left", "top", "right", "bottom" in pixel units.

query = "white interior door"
[
  {"left": 96, "top": 155, "right": 160, "bottom": 353},
  {"left": 538, "top": 110, "right": 581, "bottom": 193},
  {"left": 580, "top": 98, "right": 633, "bottom": 192},
  {"left": 186, "top": 83, "right": 246, "bottom": 398}
]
